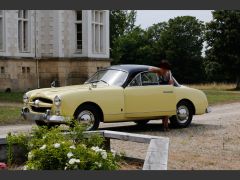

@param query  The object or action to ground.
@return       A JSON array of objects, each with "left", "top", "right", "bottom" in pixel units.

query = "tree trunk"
[{"left": 236, "top": 76, "right": 240, "bottom": 90}]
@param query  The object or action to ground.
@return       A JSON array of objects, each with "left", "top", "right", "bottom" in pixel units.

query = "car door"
[{"left": 124, "top": 71, "right": 176, "bottom": 118}]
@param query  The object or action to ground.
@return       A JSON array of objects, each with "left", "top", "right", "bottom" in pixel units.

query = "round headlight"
[
  {"left": 54, "top": 95, "right": 61, "bottom": 106},
  {"left": 23, "top": 93, "right": 29, "bottom": 103}
]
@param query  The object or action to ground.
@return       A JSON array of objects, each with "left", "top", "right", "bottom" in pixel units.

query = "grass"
[
  {"left": 0, "top": 92, "right": 28, "bottom": 125},
  {"left": 0, "top": 92, "right": 24, "bottom": 103},
  {"left": 0, "top": 106, "right": 30, "bottom": 125},
  {"left": 188, "top": 83, "right": 240, "bottom": 105}
]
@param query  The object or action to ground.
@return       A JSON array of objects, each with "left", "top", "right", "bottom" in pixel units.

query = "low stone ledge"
[{"left": 0, "top": 130, "right": 169, "bottom": 170}]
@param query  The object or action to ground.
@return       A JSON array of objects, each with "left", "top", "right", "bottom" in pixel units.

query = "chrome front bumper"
[
  {"left": 21, "top": 107, "right": 67, "bottom": 123},
  {"left": 205, "top": 107, "right": 212, "bottom": 113}
]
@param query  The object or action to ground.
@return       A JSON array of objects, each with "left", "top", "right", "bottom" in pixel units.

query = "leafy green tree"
[
  {"left": 144, "top": 23, "right": 167, "bottom": 66},
  {"left": 111, "top": 23, "right": 167, "bottom": 66},
  {"left": 110, "top": 10, "right": 137, "bottom": 60},
  {"left": 160, "top": 16, "right": 205, "bottom": 83},
  {"left": 111, "top": 27, "right": 148, "bottom": 65},
  {"left": 110, "top": 14, "right": 205, "bottom": 84},
  {"left": 205, "top": 10, "right": 240, "bottom": 89}
]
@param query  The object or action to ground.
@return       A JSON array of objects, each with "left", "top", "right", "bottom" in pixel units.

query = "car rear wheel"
[
  {"left": 74, "top": 105, "right": 100, "bottom": 131},
  {"left": 134, "top": 120, "right": 149, "bottom": 126},
  {"left": 170, "top": 101, "right": 193, "bottom": 128}
]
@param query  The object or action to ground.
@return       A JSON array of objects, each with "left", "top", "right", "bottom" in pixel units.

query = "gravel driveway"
[{"left": 0, "top": 102, "right": 240, "bottom": 170}]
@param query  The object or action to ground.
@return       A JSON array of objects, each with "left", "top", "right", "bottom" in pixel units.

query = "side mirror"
[
  {"left": 51, "top": 80, "right": 60, "bottom": 88},
  {"left": 51, "top": 81, "right": 56, "bottom": 88}
]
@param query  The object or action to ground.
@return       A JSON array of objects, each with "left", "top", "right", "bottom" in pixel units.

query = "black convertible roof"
[
  {"left": 107, "top": 64, "right": 155, "bottom": 74},
  {"left": 105, "top": 64, "right": 157, "bottom": 88}
]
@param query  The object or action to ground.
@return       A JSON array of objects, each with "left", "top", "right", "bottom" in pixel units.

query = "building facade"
[{"left": 0, "top": 10, "right": 110, "bottom": 91}]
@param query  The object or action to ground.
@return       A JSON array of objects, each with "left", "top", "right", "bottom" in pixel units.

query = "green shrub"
[
  {"left": 7, "top": 133, "right": 29, "bottom": 165},
  {"left": 7, "top": 124, "right": 120, "bottom": 170}
]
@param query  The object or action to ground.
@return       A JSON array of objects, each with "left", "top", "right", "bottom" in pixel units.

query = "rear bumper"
[
  {"left": 205, "top": 107, "right": 212, "bottom": 113},
  {"left": 21, "top": 107, "right": 69, "bottom": 123}
]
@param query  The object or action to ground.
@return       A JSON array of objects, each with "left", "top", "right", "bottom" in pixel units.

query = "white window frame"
[
  {"left": 75, "top": 11, "right": 82, "bottom": 53},
  {"left": 18, "top": 10, "right": 30, "bottom": 53},
  {"left": 92, "top": 10, "right": 105, "bottom": 54},
  {"left": 0, "top": 10, "right": 5, "bottom": 52}
]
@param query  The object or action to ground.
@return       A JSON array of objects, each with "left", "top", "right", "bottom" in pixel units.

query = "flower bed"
[{"left": 6, "top": 124, "right": 121, "bottom": 170}]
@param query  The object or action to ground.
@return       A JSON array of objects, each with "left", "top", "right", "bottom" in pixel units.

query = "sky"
[{"left": 136, "top": 10, "right": 213, "bottom": 29}]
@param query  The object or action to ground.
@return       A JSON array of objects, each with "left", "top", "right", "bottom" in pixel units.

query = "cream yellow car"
[{"left": 21, "top": 64, "right": 211, "bottom": 130}]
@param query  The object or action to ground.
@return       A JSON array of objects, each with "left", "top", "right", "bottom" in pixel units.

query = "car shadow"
[{"left": 98, "top": 122, "right": 224, "bottom": 136}]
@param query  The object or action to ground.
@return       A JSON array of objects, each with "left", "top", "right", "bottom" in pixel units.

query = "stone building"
[{"left": 0, "top": 10, "right": 110, "bottom": 92}]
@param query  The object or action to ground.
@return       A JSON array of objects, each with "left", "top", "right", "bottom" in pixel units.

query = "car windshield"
[{"left": 85, "top": 69, "right": 128, "bottom": 86}]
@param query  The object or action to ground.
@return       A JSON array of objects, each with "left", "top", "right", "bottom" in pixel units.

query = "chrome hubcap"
[
  {"left": 77, "top": 110, "right": 95, "bottom": 130},
  {"left": 176, "top": 105, "right": 189, "bottom": 123}
]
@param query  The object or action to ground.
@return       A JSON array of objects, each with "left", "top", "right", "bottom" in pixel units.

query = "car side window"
[
  {"left": 128, "top": 74, "right": 142, "bottom": 86},
  {"left": 128, "top": 72, "right": 159, "bottom": 87},
  {"left": 141, "top": 72, "right": 159, "bottom": 86}
]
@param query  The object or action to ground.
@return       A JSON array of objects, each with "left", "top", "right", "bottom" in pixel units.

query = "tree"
[
  {"left": 160, "top": 16, "right": 205, "bottom": 83},
  {"left": 111, "top": 27, "right": 148, "bottom": 65},
  {"left": 111, "top": 23, "right": 168, "bottom": 66},
  {"left": 110, "top": 14, "right": 206, "bottom": 84},
  {"left": 205, "top": 10, "right": 240, "bottom": 89},
  {"left": 144, "top": 23, "right": 167, "bottom": 66},
  {"left": 110, "top": 10, "right": 137, "bottom": 60}
]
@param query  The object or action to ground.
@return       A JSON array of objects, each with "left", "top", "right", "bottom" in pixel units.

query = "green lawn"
[
  {"left": 0, "top": 92, "right": 28, "bottom": 125},
  {"left": 188, "top": 83, "right": 240, "bottom": 105},
  {"left": 0, "top": 92, "right": 24, "bottom": 103},
  {"left": 203, "top": 90, "right": 240, "bottom": 105},
  {"left": 0, "top": 106, "right": 31, "bottom": 125}
]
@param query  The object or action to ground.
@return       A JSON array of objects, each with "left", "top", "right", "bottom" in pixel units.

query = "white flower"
[
  {"left": 75, "top": 159, "right": 80, "bottom": 163},
  {"left": 91, "top": 146, "right": 104, "bottom": 153},
  {"left": 28, "top": 152, "right": 34, "bottom": 160},
  {"left": 101, "top": 151, "right": 107, "bottom": 159},
  {"left": 91, "top": 146, "right": 99, "bottom": 152},
  {"left": 95, "top": 162, "right": 102, "bottom": 168},
  {"left": 69, "top": 158, "right": 75, "bottom": 165},
  {"left": 69, "top": 158, "right": 80, "bottom": 165},
  {"left": 54, "top": 143, "right": 61, "bottom": 148},
  {"left": 40, "top": 144, "right": 46, "bottom": 150},
  {"left": 67, "top": 152, "right": 73, "bottom": 158},
  {"left": 23, "top": 165, "right": 28, "bottom": 170},
  {"left": 69, "top": 145, "right": 76, "bottom": 149}
]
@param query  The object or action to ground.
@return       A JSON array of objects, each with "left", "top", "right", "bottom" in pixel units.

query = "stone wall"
[
  {"left": 0, "top": 58, "right": 38, "bottom": 92},
  {"left": 0, "top": 58, "right": 110, "bottom": 92}
]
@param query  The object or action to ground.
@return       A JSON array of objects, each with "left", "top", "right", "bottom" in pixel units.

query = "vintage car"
[{"left": 21, "top": 64, "right": 211, "bottom": 130}]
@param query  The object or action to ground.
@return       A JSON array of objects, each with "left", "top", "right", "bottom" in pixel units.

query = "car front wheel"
[
  {"left": 74, "top": 105, "right": 100, "bottom": 131},
  {"left": 170, "top": 101, "right": 193, "bottom": 128}
]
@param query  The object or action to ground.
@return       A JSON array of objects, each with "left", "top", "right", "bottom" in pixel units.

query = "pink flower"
[{"left": 0, "top": 162, "right": 7, "bottom": 170}]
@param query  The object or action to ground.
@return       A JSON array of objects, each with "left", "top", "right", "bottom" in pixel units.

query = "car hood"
[{"left": 26, "top": 84, "right": 108, "bottom": 100}]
